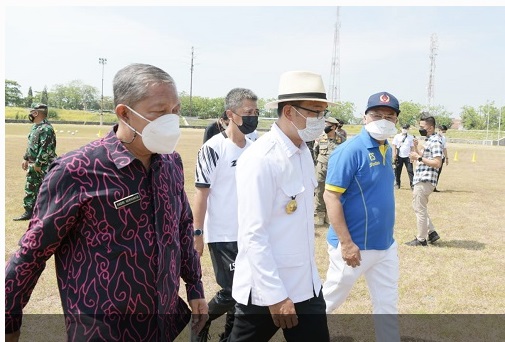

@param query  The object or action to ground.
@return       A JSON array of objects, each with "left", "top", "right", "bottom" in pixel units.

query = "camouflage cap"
[
  {"left": 31, "top": 103, "right": 48, "bottom": 110},
  {"left": 325, "top": 117, "right": 338, "bottom": 124}
]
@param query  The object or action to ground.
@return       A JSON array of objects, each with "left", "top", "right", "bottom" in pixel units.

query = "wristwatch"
[
  {"left": 194, "top": 228, "right": 203, "bottom": 237},
  {"left": 418, "top": 156, "right": 423, "bottom": 162}
]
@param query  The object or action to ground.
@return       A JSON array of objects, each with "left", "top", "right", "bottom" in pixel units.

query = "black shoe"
[
  {"left": 13, "top": 211, "right": 32, "bottom": 221},
  {"left": 405, "top": 237, "right": 428, "bottom": 247},
  {"left": 433, "top": 188, "right": 440, "bottom": 192},
  {"left": 428, "top": 231, "right": 440, "bottom": 244}
]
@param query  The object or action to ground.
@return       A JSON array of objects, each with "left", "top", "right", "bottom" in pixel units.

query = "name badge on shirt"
[{"left": 114, "top": 193, "right": 141, "bottom": 209}]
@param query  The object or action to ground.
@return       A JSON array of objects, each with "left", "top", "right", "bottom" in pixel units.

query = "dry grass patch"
[{"left": 4, "top": 124, "right": 505, "bottom": 341}]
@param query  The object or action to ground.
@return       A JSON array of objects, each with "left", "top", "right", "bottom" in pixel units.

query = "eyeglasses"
[
  {"left": 367, "top": 111, "right": 397, "bottom": 122},
  {"left": 291, "top": 105, "right": 329, "bottom": 120}
]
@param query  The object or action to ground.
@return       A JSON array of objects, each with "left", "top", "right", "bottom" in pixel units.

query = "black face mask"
[
  {"left": 28, "top": 113, "right": 36, "bottom": 122},
  {"left": 236, "top": 115, "right": 258, "bottom": 135},
  {"left": 324, "top": 125, "right": 334, "bottom": 134},
  {"left": 418, "top": 128, "right": 428, "bottom": 136}
]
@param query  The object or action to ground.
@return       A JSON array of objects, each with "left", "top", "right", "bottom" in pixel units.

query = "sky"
[{"left": 2, "top": 2, "right": 505, "bottom": 118}]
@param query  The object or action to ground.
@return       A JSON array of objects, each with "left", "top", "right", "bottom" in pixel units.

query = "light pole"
[
  {"left": 98, "top": 57, "right": 107, "bottom": 126},
  {"left": 485, "top": 102, "right": 490, "bottom": 141},
  {"left": 498, "top": 106, "right": 502, "bottom": 142},
  {"left": 189, "top": 47, "right": 194, "bottom": 117}
]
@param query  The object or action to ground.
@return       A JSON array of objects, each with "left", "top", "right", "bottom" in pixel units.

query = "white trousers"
[{"left": 323, "top": 241, "right": 400, "bottom": 342}]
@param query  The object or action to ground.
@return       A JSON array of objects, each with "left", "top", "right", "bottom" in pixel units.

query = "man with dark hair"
[
  {"left": 392, "top": 123, "right": 415, "bottom": 189},
  {"left": 434, "top": 124, "right": 449, "bottom": 192},
  {"left": 193, "top": 88, "right": 259, "bottom": 342},
  {"left": 335, "top": 119, "right": 348, "bottom": 142},
  {"left": 13, "top": 103, "right": 56, "bottom": 221},
  {"left": 203, "top": 111, "right": 230, "bottom": 143},
  {"left": 5, "top": 63, "right": 208, "bottom": 342},
  {"left": 406, "top": 115, "right": 443, "bottom": 246}
]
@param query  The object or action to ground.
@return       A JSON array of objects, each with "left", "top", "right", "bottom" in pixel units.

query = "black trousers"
[
  {"left": 207, "top": 242, "right": 238, "bottom": 337},
  {"left": 395, "top": 157, "right": 414, "bottom": 188},
  {"left": 228, "top": 289, "right": 329, "bottom": 342},
  {"left": 435, "top": 157, "right": 445, "bottom": 187}
]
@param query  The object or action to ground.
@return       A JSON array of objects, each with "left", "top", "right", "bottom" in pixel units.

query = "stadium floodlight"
[{"left": 98, "top": 57, "right": 107, "bottom": 126}]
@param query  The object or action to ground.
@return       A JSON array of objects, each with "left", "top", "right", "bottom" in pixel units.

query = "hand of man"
[
  {"left": 193, "top": 236, "right": 204, "bottom": 257},
  {"left": 188, "top": 298, "right": 209, "bottom": 335},
  {"left": 33, "top": 165, "right": 42, "bottom": 173},
  {"left": 21, "top": 160, "right": 28, "bottom": 171},
  {"left": 409, "top": 151, "right": 420, "bottom": 163},
  {"left": 6, "top": 330, "right": 20, "bottom": 342},
  {"left": 268, "top": 298, "right": 298, "bottom": 329},
  {"left": 341, "top": 241, "right": 362, "bottom": 268}
]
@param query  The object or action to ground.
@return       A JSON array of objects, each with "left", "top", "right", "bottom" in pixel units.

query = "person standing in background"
[
  {"left": 203, "top": 111, "right": 230, "bottom": 143},
  {"left": 13, "top": 103, "right": 57, "bottom": 221},
  {"left": 434, "top": 124, "right": 449, "bottom": 192},
  {"left": 392, "top": 123, "right": 415, "bottom": 190},
  {"left": 313, "top": 117, "right": 346, "bottom": 225},
  {"left": 335, "top": 119, "right": 348, "bottom": 143}
]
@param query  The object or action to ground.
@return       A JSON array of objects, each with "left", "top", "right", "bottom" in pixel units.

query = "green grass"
[
  {"left": 4, "top": 123, "right": 505, "bottom": 341},
  {"left": 6, "top": 106, "right": 503, "bottom": 140}
]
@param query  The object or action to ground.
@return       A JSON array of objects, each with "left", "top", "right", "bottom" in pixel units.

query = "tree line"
[{"left": 5, "top": 79, "right": 504, "bottom": 131}]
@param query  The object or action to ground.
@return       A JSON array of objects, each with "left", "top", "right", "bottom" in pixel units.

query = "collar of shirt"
[
  {"left": 34, "top": 118, "right": 50, "bottom": 126},
  {"left": 103, "top": 124, "right": 140, "bottom": 169},
  {"left": 271, "top": 122, "right": 308, "bottom": 158}
]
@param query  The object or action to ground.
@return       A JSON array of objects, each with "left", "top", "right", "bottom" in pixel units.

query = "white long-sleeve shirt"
[{"left": 232, "top": 123, "right": 322, "bottom": 306}]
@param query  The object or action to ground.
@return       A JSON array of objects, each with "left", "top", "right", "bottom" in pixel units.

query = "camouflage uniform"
[
  {"left": 22, "top": 118, "right": 57, "bottom": 212},
  {"left": 313, "top": 129, "right": 346, "bottom": 220}
]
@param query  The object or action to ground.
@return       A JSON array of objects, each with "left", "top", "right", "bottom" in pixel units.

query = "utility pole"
[
  {"left": 486, "top": 102, "right": 490, "bottom": 141},
  {"left": 427, "top": 34, "right": 438, "bottom": 109},
  {"left": 329, "top": 7, "right": 341, "bottom": 103},
  {"left": 498, "top": 106, "right": 502, "bottom": 142},
  {"left": 189, "top": 47, "right": 194, "bottom": 117},
  {"left": 98, "top": 57, "right": 107, "bottom": 126}
]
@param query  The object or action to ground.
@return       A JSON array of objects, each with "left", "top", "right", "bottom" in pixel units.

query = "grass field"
[{"left": 4, "top": 123, "right": 505, "bottom": 341}]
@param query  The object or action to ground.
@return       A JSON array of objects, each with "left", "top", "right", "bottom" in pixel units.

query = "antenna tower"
[
  {"left": 329, "top": 7, "right": 341, "bottom": 103},
  {"left": 427, "top": 33, "right": 438, "bottom": 108}
]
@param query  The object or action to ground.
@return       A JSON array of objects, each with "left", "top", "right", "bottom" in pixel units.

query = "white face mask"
[
  {"left": 365, "top": 119, "right": 398, "bottom": 141},
  {"left": 122, "top": 105, "right": 181, "bottom": 154},
  {"left": 401, "top": 129, "right": 408, "bottom": 134},
  {"left": 291, "top": 107, "right": 326, "bottom": 142}
]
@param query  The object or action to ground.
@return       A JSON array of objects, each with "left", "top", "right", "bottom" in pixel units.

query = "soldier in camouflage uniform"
[
  {"left": 313, "top": 117, "right": 347, "bottom": 225},
  {"left": 13, "top": 104, "right": 57, "bottom": 221}
]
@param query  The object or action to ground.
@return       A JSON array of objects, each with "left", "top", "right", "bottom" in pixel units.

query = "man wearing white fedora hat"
[{"left": 229, "top": 71, "right": 332, "bottom": 341}]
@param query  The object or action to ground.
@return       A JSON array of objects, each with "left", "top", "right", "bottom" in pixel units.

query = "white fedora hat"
[{"left": 265, "top": 70, "right": 336, "bottom": 109}]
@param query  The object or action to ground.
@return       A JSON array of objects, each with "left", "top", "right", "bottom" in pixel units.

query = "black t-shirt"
[{"left": 203, "top": 121, "right": 225, "bottom": 143}]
